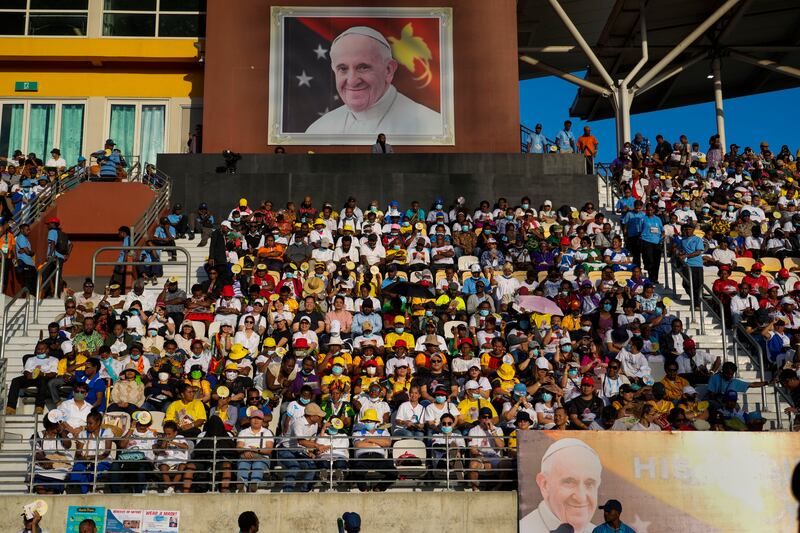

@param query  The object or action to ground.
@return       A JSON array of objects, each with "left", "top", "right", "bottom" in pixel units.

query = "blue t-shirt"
[
  {"left": 621, "top": 210, "right": 645, "bottom": 238},
  {"left": 707, "top": 373, "right": 749, "bottom": 397},
  {"left": 555, "top": 129, "right": 575, "bottom": 151},
  {"left": 615, "top": 196, "right": 635, "bottom": 212},
  {"left": 167, "top": 213, "right": 181, "bottom": 224},
  {"left": 117, "top": 235, "right": 130, "bottom": 262},
  {"left": 529, "top": 132, "right": 547, "bottom": 153},
  {"left": 154, "top": 226, "right": 177, "bottom": 239},
  {"left": 680, "top": 235, "right": 705, "bottom": 267},
  {"left": 593, "top": 523, "right": 636, "bottom": 533},
  {"left": 99, "top": 150, "right": 121, "bottom": 177},
  {"left": 15, "top": 234, "right": 34, "bottom": 266},
  {"left": 74, "top": 373, "right": 108, "bottom": 412},
  {"left": 640, "top": 215, "right": 664, "bottom": 245},
  {"left": 47, "top": 228, "right": 66, "bottom": 259}
]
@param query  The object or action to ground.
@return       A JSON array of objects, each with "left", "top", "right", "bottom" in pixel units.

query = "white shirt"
[
  {"left": 467, "top": 425, "right": 503, "bottom": 457},
  {"left": 23, "top": 355, "right": 59, "bottom": 375},
  {"left": 422, "top": 402, "right": 460, "bottom": 426},
  {"left": 675, "top": 350, "right": 717, "bottom": 374},
  {"left": 283, "top": 415, "right": 319, "bottom": 448},
  {"left": 60, "top": 398, "right": 93, "bottom": 429},
  {"left": 124, "top": 290, "right": 157, "bottom": 312},
  {"left": 305, "top": 85, "right": 442, "bottom": 136},
  {"left": 156, "top": 435, "right": 190, "bottom": 464},
  {"left": 616, "top": 348, "right": 652, "bottom": 379},
  {"left": 394, "top": 401, "right": 425, "bottom": 430},
  {"left": 385, "top": 355, "right": 416, "bottom": 376},
  {"left": 352, "top": 427, "right": 391, "bottom": 458},
  {"left": 357, "top": 397, "right": 391, "bottom": 424},
  {"left": 234, "top": 330, "right": 260, "bottom": 356},
  {"left": 45, "top": 157, "right": 67, "bottom": 169},
  {"left": 598, "top": 373, "right": 630, "bottom": 399},
  {"left": 237, "top": 426, "right": 274, "bottom": 450},
  {"left": 494, "top": 275, "right": 521, "bottom": 301}
]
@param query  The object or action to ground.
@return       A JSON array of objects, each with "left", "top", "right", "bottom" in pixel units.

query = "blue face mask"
[
  {"left": 471, "top": 393, "right": 482, "bottom": 400},
  {"left": 655, "top": 307, "right": 663, "bottom": 316},
  {"left": 299, "top": 398, "right": 311, "bottom": 405},
  {"left": 435, "top": 395, "right": 447, "bottom": 404},
  {"left": 395, "top": 327, "right": 404, "bottom": 334},
  {"left": 479, "top": 309, "right": 490, "bottom": 317},
  {"left": 603, "top": 303, "right": 612, "bottom": 312},
  {"left": 327, "top": 427, "right": 339, "bottom": 435},
  {"left": 568, "top": 369, "right": 578, "bottom": 377},
  {"left": 441, "top": 425, "right": 453, "bottom": 434},
  {"left": 562, "top": 345, "right": 572, "bottom": 353},
  {"left": 364, "top": 422, "right": 377, "bottom": 431},
  {"left": 332, "top": 366, "right": 343, "bottom": 376},
  {"left": 130, "top": 310, "right": 139, "bottom": 316},
  {"left": 425, "top": 310, "right": 433, "bottom": 317},
  {"left": 36, "top": 353, "right": 48, "bottom": 359},
  {"left": 541, "top": 392, "right": 553, "bottom": 402}
]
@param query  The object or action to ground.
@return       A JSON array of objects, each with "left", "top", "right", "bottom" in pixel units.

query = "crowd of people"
[{"left": 3, "top": 131, "right": 800, "bottom": 496}]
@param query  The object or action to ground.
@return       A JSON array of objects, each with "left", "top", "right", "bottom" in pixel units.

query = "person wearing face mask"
[
  {"left": 351, "top": 408, "right": 397, "bottom": 492},
  {"left": 216, "top": 362, "right": 253, "bottom": 407},
  {"left": 112, "top": 342, "right": 151, "bottom": 381},
  {"left": 457, "top": 380, "right": 498, "bottom": 431},
  {"left": 502, "top": 383, "right": 536, "bottom": 429},
  {"left": 6, "top": 341, "right": 58, "bottom": 415},
  {"left": 283, "top": 384, "right": 317, "bottom": 432},
  {"left": 315, "top": 417, "right": 350, "bottom": 481},
  {"left": 143, "top": 369, "right": 176, "bottom": 412},
  {"left": 384, "top": 340, "right": 417, "bottom": 376},
  {"left": 354, "top": 358, "right": 383, "bottom": 393},
  {"left": 60, "top": 382, "right": 94, "bottom": 437},
  {"left": 182, "top": 339, "right": 211, "bottom": 375},
  {"left": 466, "top": 406, "right": 508, "bottom": 491},
  {"left": 423, "top": 388, "right": 462, "bottom": 433},
  {"left": 353, "top": 381, "right": 391, "bottom": 429},
  {"left": 352, "top": 319, "right": 386, "bottom": 356},
  {"left": 183, "top": 364, "right": 212, "bottom": 405},
  {"left": 320, "top": 357, "right": 352, "bottom": 401}
]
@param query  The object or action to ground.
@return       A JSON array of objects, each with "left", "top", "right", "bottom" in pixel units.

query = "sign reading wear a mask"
[{"left": 518, "top": 431, "right": 798, "bottom": 533}]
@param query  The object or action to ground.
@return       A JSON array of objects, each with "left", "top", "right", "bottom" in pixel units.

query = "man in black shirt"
[
  {"left": 567, "top": 376, "right": 604, "bottom": 429},
  {"left": 415, "top": 354, "right": 454, "bottom": 402}
]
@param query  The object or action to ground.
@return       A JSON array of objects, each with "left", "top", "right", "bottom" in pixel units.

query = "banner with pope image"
[
  {"left": 268, "top": 6, "right": 454, "bottom": 145},
  {"left": 517, "top": 431, "right": 798, "bottom": 533}
]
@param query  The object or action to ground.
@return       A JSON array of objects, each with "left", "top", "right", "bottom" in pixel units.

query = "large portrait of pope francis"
[{"left": 268, "top": 7, "right": 454, "bottom": 145}]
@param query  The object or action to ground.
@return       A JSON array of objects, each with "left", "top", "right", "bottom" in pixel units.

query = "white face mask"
[
  {"left": 158, "top": 372, "right": 169, "bottom": 382},
  {"left": 366, "top": 367, "right": 376, "bottom": 376},
  {"left": 225, "top": 371, "right": 238, "bottom": 380}
]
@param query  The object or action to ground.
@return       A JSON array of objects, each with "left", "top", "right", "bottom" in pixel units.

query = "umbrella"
[
  {"left": 383, "top": 281, "right": 435, "bottom": 299},
  {"left": 515, "top": 295, "right": 563, "bottom": 316}
]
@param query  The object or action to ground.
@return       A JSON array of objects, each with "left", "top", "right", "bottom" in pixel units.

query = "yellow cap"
[
  {"left": 332, "top": 356, "right": 346, "bottom": 367},
  {"left": 361, "top": 409, "right": 380, "bottom": 422},
  {"left": 314, "top": 218, "right": 324, "bottom": 225},
  {"left": 262, "top": 337, "right": 276, "bottom": 348},
  {"left": 239, "top": 198, "right": 247, "bottom": 207}
]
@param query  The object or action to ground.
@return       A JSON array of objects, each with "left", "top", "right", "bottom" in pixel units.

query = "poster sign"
[
  {"left": 268, "top": 6, "right": 455, "bottom": 146},
  {"left": 105, "top": 508, "right": 143, "bottom": 533},
  {"left": 66, "top": 506, "right": 106, "bottom": 533},
  {"left": 517, "top": 431, "right": 798, "bottom": 533},
  {"left": 142, "top": 510, "right": 180, "bottom": 533}
]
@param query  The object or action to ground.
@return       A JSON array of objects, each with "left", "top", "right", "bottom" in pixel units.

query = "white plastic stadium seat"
[
  {"left": 393, "top": 439, "right": 427, "bottom": 478},
  {"left": 458, "top": 255, "right": 479, "bottom": 272}
]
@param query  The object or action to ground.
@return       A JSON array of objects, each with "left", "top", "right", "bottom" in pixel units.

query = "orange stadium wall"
[
  {"left": 33, "top": 183, "right": 158, "bottom": 280},
  {"left": 201, "top": 0, "right": 521, "bottom": 154}
]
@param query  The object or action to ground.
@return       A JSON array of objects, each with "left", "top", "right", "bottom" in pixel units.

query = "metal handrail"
[
  {"left": 9, "top": 434, "right": 517, "bottom": 494},
  {"left": 91, "top": 246, "right": 192, "bottom": 292},
  {"left": 519, "top": 123, "right": 555, "bottom": 154},
  {"left": 666, "top": 244, "right": 775, "bottom": 416},
  {"left": 130, "top": 168, "right": 172, "bottom": 247},
  {"left": 595, "top": 162, "right": 621, "bottom": 219},
  {"left": 32, "top": 257, "right": 61, "bottom": 324},
  {"left": 0, "top": 287, "right": 30, "bottom": 360}
]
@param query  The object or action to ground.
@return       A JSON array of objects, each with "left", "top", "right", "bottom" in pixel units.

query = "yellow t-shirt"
[
  {"left": 316, "top": 351, "right": 353, "bottom": 372},
  {"left": 384, "top": 332, "right": 416, "bottom": 351},
  {"left": 165, "top": 399, "right": 207, "bottom": 426},
  {"left": 661, "top": 376, "right": 689, "bottom": 401},
  {"left": 647, "top": 399, "right": 673, "bottom": 416},
  {"left": 457, "top": 398, "right": 497, "bottom": 424},
  {"left": 435, "top": 294, "right": 466, "bottom": 311},
  {"left": 57, "top": 354, "right": 88, "bottom": 376}
]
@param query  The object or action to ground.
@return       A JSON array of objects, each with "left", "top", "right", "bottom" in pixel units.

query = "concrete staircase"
[
  {"left": 596, "top": 175, "right": 791, "bottom": 430},
  {"left": 0, "top": 238, "right": 209, "bottom": 491}
]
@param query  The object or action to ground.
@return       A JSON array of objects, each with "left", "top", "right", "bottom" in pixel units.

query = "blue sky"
[{"left": 519, "top": 74, "right": 800, "bottom": 162}]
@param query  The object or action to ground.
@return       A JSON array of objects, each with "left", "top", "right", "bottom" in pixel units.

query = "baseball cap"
[
  {"left": 752, "top": 262, "right": 764, "bottom": 270},
  {"left": 599, "top": 499, "right": 622, "bottom": 513},
  {"left": 581, "top": 376, "right": 594, "bottom": 387},
  {"left": 470, "top": 263, "right": 482, "bottom": 273},
  {"left": 304, "top": 403, "right": 325, "bottom": 418},
  {"left": 682, "top": 385, "right": 697, "bottom": 395},
  {"left": 478, "top": 407, "right": 494, "bottom": 418},
  {"left": 535, "top": 357, "right": 549, "bottom": 370},
  {"left": 516, "top": 411, "right": 532, "bottom": 424},
  {"left": 724, "top": 390, "right": 738, "bottom": 402},
  {"left": 465, "top": 379, "right": 479, "bottom": 390},
  {"left": 683, "top": 338, "right": 696, "bottom": 348}
]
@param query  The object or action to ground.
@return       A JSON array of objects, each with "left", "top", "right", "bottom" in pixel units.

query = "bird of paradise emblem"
[{"left": 389, "top": 23, "right": 434, "bottom": 88}]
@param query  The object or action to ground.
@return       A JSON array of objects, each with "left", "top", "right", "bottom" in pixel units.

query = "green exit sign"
[{"left": 14, "top": 81, "right": 38, "bottom": 92}]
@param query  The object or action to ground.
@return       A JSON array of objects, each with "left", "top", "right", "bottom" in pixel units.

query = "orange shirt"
[
  {"left": 577, "top": 134, "right": 599, "bottom": 157},
  {"left": 257, "top": 244, "right": 285, "bottom": 260}
]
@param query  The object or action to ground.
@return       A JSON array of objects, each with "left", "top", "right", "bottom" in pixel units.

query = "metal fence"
[{"left": 1, "top": 433, "right": 519, "bottom": 494}]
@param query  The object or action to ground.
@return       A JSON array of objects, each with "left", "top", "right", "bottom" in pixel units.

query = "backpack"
[{"left": 54, "top": 229, "right": 70, "bottom": 256}]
